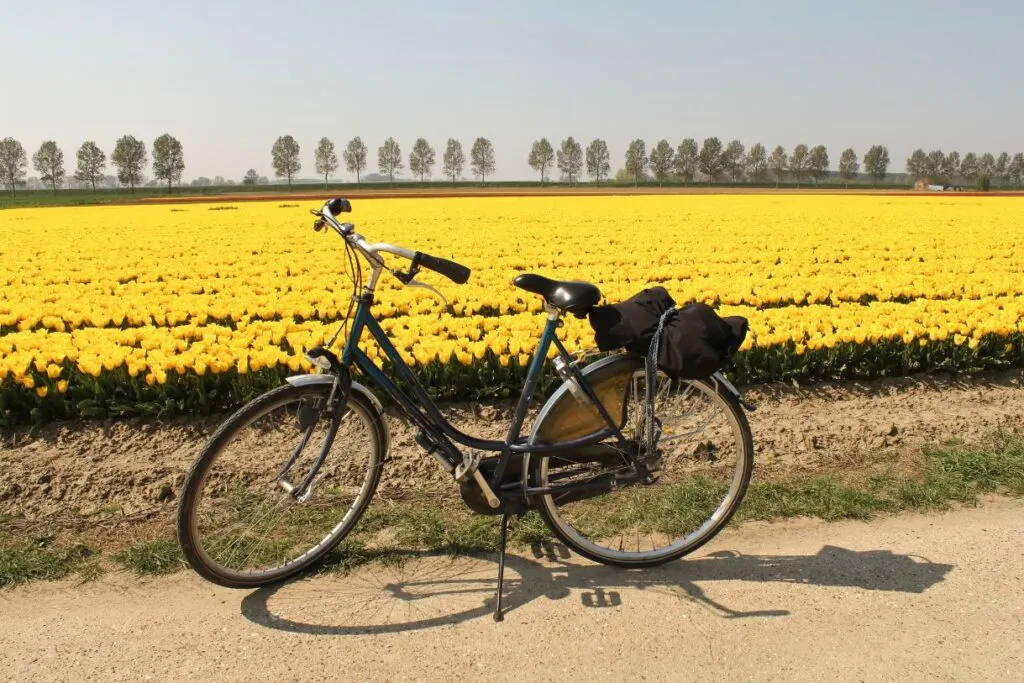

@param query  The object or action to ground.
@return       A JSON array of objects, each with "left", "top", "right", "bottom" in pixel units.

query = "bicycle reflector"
[{"left": 304, "top": 346, "right": 340, "bottom": 372}]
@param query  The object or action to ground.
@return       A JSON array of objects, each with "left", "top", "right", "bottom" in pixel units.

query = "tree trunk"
[
  {"left": 91, "top": 177, "right": 96, "bottom": 192},
  {"left": 325, "top": 172, "right": 328, "bottom": 188}
]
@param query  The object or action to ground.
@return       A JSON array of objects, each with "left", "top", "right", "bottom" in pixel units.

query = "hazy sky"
[{"left": 4, "top": 1, "right": 1022, "bottom": 182}]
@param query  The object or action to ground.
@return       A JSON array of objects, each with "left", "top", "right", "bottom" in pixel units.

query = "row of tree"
[
  {"left": 904, "top": 149, "right": 1024, "bottom": 187},
  {"left": 264, "top": 135, "right": 497, "bottom": 187},
  {"left": 3, "top": 133, "right": 1024, "bottom": 193},
  {"left": 0, "top": 135, "right": 186, "bottom": 194}
]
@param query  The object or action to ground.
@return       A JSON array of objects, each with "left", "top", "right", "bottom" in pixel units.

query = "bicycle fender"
[
  {"left": 284, "top": 373, "right": 391, "bottom": 454},
  {"left": 710, "top": 371, "right": 756, "bottom": 412},
  {"left": 285, "top": 372, "right": 381, "bottom": 411},
  {"left": 523, "top": 352, "right": 643, "bottom": 492}
]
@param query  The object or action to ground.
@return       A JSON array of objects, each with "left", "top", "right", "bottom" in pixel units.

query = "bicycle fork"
[{"left": 276, "top": 367, "right": 352, "bottom": 501}]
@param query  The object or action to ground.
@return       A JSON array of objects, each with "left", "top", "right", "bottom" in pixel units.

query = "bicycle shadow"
[{"left": 239, "top": 543, "right": 954, "bottom": 636}]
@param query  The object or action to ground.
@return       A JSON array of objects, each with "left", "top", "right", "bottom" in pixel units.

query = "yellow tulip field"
[{"left": 2, "top": 194, "right": 1023, "bottom": 425}]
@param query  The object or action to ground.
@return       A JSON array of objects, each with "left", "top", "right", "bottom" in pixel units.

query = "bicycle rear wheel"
[
  {"left": 177, "top": 381, "right": 385, "bottom": 588},
  {"left": 531, "top": 370, "right": 753, "bottom": 567}
]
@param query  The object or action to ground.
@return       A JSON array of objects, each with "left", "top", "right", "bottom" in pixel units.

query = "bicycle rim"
[
  {"left": 534, "top": 372, "right": 753, "bottom": 566},
  {"left": 178, "top": 384, "right": 383, "bottom": 586}
]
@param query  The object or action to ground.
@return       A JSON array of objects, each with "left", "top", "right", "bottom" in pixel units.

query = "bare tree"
[
  {"left": 409, "top": 138, "right": 436, "bottom": 183},
  {"left": 32, "top": 141, "right": 65, "bottom": 193},
  {"left": 557, "top": 137, "right": 584, "bottom": 185},
  {"left": 470, "top": 137, "right": 495, "bottom": 183},
  {"left": 343, "top": 136, "right": 368, "bottom": 184},
  {"left": 111, "top": 135, "right": 147, "bottom": 193},
  {"left": 271, "top": 135, "right": 301, "bottom": 188},
  {"left": 528, "top": 138, "right": 555, "bottom": 184},
  {"left": 152, "top": 134, "right": 185, "bottom": 191},
  {"left": 75, "top": 141, "right": 106, "bottom": 192},
  {"left": 315, "top": 137, "right": 339, "bottom": 186},
  {"left": 585, "top": 139, "right": 610, "bottom": 183},
  {"left": 442, "top": 138, "right": 465, "bottom": 184}
]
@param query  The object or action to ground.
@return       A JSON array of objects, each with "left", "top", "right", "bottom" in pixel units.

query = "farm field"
[{"left": 2, "top": 194, "right": 1024, "bottom": 426}]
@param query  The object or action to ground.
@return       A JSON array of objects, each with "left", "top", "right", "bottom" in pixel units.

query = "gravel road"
[{"left": 2, "top": 498, "right": 1021, "bottom": 682}]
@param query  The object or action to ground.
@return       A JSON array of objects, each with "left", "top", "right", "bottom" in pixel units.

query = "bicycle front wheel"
[
  {"left": 532, "top": 371, "right": 753, "bottom": 567},
  {"left": 177, "top": 381, "right": 385, "bottom": 588}
]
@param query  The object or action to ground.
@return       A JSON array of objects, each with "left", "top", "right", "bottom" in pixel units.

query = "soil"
[
  {"left": 2, "top": 369, "right": 1023, "bottom": 523},
  {"left": 26, "top": 185, "right": 1024, "bottom": 209}
]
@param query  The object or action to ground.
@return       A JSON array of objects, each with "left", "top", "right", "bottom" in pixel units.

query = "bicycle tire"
[
  {"left": 532, "top": 375, "right": 754, "bottom": 568},
  {"left": 176, "top": 381, "right": 386, "bottom": 588}
]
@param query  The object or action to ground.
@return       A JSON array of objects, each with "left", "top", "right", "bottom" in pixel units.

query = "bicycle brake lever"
[{"left": 408, "top": 278, "right": 448, "bottom": 307}]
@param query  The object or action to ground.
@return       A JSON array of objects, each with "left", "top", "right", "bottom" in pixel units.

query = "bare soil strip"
[
  {"left": 33, "top": 186, "right": 1024, "bottom": 208},
  {"left": 2, "top": 370, "right": 1022, "bottom": 522}
]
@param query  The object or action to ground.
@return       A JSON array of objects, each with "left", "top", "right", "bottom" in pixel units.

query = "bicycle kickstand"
[{"left": 494, "top": 511, "right": 510, "bottom": 622}]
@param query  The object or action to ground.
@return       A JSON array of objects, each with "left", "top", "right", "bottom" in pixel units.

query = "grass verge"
[
  {"left": 4, "top": 433, "right": 1023, "bottom": 585},
  {"left": 0, "top": 536, "right": 96, "bottom": 588}
]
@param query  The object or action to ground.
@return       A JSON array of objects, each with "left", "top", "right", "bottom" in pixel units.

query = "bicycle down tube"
[{"left": 339, "top": 295, "right": 629, "bottom": 486}]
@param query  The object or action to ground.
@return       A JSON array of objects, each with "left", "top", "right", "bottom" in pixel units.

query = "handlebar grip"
[{"left": 415, "top": 252, "right": 471, "bottom": 284}]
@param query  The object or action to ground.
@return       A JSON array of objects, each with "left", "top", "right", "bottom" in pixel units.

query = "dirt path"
[
  {"left": 3, "top": 370, "right": 1023, "bottom": 520},
  {"left": 1, "top": 497, "right": 1021, "bottom": 681}
]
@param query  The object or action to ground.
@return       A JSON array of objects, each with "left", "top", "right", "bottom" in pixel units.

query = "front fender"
[{"left": 285, "top": 373, "right": 390, "bottom": 456}]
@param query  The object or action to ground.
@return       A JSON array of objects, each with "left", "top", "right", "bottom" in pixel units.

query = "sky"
[{"left": 3, "top": 1, "right": 1023, "bottom": 182}]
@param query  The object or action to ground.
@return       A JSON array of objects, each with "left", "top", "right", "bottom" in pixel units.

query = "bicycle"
[{"left": 176, "top": 197, "right": 756, "bottom": 621}]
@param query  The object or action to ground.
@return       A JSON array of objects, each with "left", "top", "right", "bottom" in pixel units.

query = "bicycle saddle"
[{"left": 513, "top": 273, "right": 601, "bottom": 317}]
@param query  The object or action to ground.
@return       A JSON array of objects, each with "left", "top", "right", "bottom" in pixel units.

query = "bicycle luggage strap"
[{"left": 645, "top": 306, "right": 677, "bottom": 457}]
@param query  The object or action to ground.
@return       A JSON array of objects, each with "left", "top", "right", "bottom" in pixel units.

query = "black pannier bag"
[{"left": 588, "top": 286, "right": 748, "bottom": 379}]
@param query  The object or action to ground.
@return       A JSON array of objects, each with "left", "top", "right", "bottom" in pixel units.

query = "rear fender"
[{"left": 524, "top": 352, "right": 643, "bottom": 491}]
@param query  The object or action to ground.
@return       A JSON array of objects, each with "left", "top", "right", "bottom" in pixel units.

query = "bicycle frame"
[{"left": 338, "top": 292, "right": 632, "bottom": 493}]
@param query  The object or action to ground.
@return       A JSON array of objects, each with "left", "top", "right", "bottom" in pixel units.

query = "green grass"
[
  {"left": 108, "top": 434, "right": 1024, "bottom": 580},
  {"left": 4, "top": 434, "right": 1022, "bottom": 587},
  {"left": 112, "top": 539, "right": 188, "bottom": 575},
  {"left": 0, "top": 537, "right": 96, "bottom": 587}
]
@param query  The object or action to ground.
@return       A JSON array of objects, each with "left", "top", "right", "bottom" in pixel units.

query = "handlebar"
[{"left": 315, "top": 198, "right": 471, "bottom": 285}]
